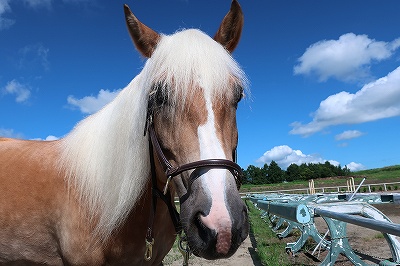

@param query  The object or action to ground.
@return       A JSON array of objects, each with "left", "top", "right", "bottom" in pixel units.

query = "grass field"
[
  {"left": 355, "top": 165, "right": 400, "bottom": 179},
  {"left": 245, "top": 199, "right": 290, "bottom": 266}
]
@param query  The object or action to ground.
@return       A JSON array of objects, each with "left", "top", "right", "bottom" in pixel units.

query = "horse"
[{"left": 0, "top": 0, "right": 249, "bottom": 265}]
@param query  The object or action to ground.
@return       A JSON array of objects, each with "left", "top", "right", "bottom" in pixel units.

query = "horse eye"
[
  {"left": 234, "top": 85, "right": 244, "bottom": 107},
  {"left": 150, "top": 83, "right": 169, "bottom": 107}
]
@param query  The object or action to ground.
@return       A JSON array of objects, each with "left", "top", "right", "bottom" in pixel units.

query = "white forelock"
[{"left": 143, "top": 29, "right": 248, "bottom": 114}]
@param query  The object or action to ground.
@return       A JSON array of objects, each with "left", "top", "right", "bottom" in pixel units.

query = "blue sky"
[{"left": 1, "top": 0, "right": 400, "bottom": 172}]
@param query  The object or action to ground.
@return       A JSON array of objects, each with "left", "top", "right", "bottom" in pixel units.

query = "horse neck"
[{"left": 59, "top": 75, "right": 151, "bottom": 241}]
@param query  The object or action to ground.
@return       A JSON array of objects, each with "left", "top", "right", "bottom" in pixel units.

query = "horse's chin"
[{"left": 180, "top": 198, "right": 249, "bottom": 260}]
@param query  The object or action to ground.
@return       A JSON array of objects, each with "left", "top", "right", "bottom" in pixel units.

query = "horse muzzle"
[{"left": 179, "top": 178, "right": 249, "bottom": 260}]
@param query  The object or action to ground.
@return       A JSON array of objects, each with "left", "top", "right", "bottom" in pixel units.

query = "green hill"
[
  {"left": 354, "top": 165, "right": 400, "bottom": 181},
  {"left": 240, "top": 165, "right": 400, "bottom": 193}
]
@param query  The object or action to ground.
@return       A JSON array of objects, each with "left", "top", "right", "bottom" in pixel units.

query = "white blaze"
[{"left": 197, "top": 90, "right": 232, "bottom": 254}]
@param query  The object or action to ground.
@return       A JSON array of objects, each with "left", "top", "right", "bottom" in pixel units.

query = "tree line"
[{"left": 243, "top": 161, "right": 351, "bottom": 185}]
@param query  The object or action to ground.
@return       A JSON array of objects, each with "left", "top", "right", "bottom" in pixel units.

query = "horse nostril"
[
  {"left": 193, "top": 212, "right": 206, "bottom": 228},
  {"left": 193, "top": 212, "right": 215, "bottom": 243}
]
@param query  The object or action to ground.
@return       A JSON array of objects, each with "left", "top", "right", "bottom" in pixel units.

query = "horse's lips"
[{"left": 215, "top": 227, "right": 231, "bottom": 254}]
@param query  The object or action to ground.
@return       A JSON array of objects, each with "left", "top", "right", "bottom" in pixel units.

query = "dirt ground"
[
  {"left": 286, "top": 203, "right": 400, "bottom": 266},
  {"left": 164, "top": 203, "right": 400, "bottom": 266},
  {"left": 164, "top": 231, "right": 262, "bottom": 266}
]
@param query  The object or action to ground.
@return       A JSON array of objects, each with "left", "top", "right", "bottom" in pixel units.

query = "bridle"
[
  {"left": 144, "top": 104, "right": 243, "bottom": 262},
  {"left": 149, "top": 123, "right": 243, "bottom": 197}
]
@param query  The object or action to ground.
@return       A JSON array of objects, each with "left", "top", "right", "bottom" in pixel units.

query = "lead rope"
[{"left": 178, "top": 232, "right": 191, "bottom": 266}]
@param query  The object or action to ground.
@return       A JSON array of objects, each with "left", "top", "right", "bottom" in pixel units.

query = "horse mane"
[{"left": 58, "top": 29, "right": 247, "bottom": 241}]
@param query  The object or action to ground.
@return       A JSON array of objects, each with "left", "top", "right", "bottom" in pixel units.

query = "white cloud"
[
  {"left": 345, "top": 162, "right": 365, "bottom": 171},
  {"left": 22, "top": 0, "right": 93, "bottom": 9},
  {"left": 290, "top": 66, "right": 400, "bottom": 137},
  {"left": 0, "top": 128, "right": 58, "bottom": 141},
  {"left": 18, "top": 43, "right": 50, "bottom": 71},
  {"left": 294, "top": 33, "right": 400, "bottom": 82},
  {"left": 0, "top": 0, "right": 93, "bottom": 30},
  {"left": 256, "top": 145, "right": 339, "bottom": 169},
  {"left": 335, "top": 130, "right": 365, "bottom": 141},
  {"left": 67, "top": 89, "right": 120, "bottom": 114},
  {"left": 0, "top": 0, "right": 10, "bottom": 13},
  {"left": 0, "top": 16, "right": 14, "bottom": 30},
  {"left": 22, "top": 0, "right": 91, "bottom": 9},
  {"left": 2, "top": 79, "right": 31, "bottom": 103},
  {"left": 22, "top": 0, "right": 52, "bottom": 9},
  {"left": 0, "top": 128, "right": 13, "bottom": 137},
  {"left": 0, "top": 0, "right": 15, "bottom": 30},
  {"left": 0, "top": 128, "right": 23, "bottom": 138},
  {"left": 31, "top": 135, "right": 59, "bottom": 141},
  {"left": 45, "top": 135, "right": 58, "bottom": 140},
  {"left": 390, "top": 38, "right": 400, "bottom": 51}
]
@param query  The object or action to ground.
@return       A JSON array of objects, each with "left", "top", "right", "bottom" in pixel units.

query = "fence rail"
[
  {"left": 314, "top": 208, "right": 400, "bottom": 237},
  {"left": 240, "top": 181, "right": 400, "bottom": 196},
  {"left": 248, "top": 192, "right": 400, "bottom": 266}
]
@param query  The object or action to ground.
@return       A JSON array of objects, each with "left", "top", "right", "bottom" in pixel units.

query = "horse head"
[{"left": 124, "top": 0, "right": 249, "bottom": 260}]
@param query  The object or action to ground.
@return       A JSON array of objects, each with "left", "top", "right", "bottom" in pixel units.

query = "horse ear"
[
  {"left": 124, "top": 4, "right": 161, "bottom": 58},
  {"left": 214, "top": 0, "right": 244, "bottom": 53}
]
